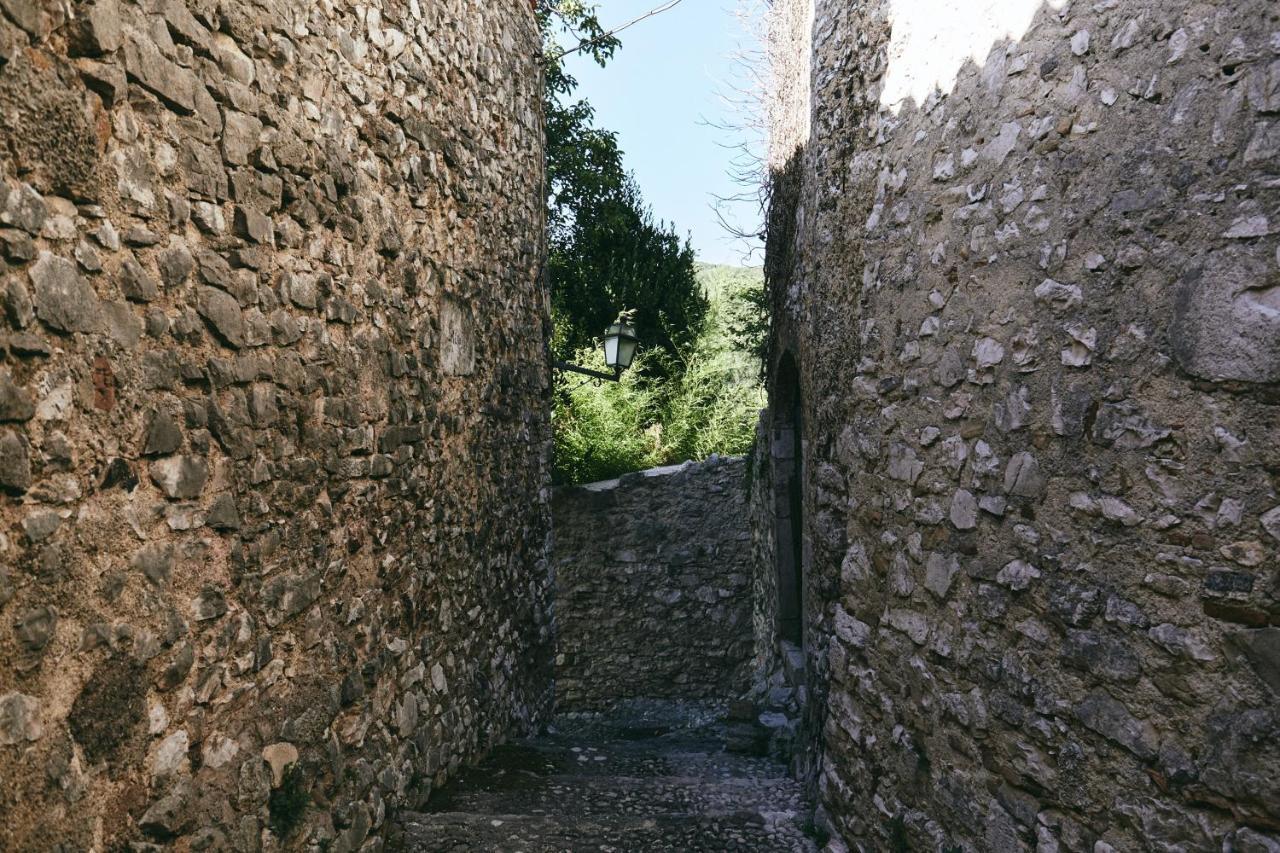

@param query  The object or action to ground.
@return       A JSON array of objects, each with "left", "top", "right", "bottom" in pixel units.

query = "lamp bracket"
[{"left": 554, "top": 360, "right": 623, "bottom": 383}]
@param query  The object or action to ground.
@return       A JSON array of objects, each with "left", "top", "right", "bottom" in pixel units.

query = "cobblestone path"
[{"left": 394, "top": 701, "right": 819, "bottom": 852}]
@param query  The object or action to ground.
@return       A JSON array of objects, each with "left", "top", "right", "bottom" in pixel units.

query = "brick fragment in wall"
[
  {"left": 0, "top": 1, "right": 552, "bottom": 849},
  {"left": 752, "top": 0, "right": 1280, "bottom": 849}
]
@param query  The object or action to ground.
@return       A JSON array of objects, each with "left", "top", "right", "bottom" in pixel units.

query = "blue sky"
[{"left": 562, "top": 1, "right": 764, "bottom": 267}]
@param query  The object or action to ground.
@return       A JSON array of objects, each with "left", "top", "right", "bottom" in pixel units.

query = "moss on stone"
[
  {"left": 67, "top": 657, "right": 145, "bottom": 766},
  {"left": 268, "top": 764, "right": 310, "bottom": 837}
]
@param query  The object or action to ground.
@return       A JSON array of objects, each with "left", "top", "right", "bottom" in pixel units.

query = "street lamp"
[{"left": 555, "top": 316, "right": 639, "bottom": 382}]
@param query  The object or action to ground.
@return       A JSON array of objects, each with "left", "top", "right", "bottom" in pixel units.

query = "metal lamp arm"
[{"left": 554, "top": 360, "right": 623, "bottom": 382}]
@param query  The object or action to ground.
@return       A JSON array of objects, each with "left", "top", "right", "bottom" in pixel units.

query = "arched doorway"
[{"left": 771, "top": 352, "right": 804, "bottom": 649}]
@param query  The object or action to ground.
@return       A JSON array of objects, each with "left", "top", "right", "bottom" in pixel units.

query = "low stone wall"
[{"left": 552, "top": 457, "right": 754, "bottom": 710}]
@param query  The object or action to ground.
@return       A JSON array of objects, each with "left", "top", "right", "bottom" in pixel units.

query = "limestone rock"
[
  {"left": 924, "top": 552, "right": 960, "bottom": 598},
  {"left": 15, "top": 606, "right": 56, "bottom": 652},
  {"left": 950, "top": 489, "right": 978, "bottom": 529},
  {"left": 131, "top": 542, "right": 174, "bottom": 585},
  {"left": 262, "top": 742, "right": 298, "bottom": 787},
  {"left": 119, "top": 256, "right": 159, "bottom": 302},
  {"left": 1003, "top": 452, "right": 1045, "bottom": 498},
  {"left": 1237, "top": 628, "right": 1280, "bottom": 695},
  {"left": 196, "top": 286, "right": 245, "bottom": 348},
  {"left": 148, "top": 455, "right": 208, "bottom": 500},
  {"left": 1075, "top": 692, "right": 1156, "bottom": 760},
  {"left": 69, "top": 0, "right": 123, "bottom": 56},
  {"left": 0, "top": 692, "right": 43, "bottom": 745},
  {"left": 191, "top": 587, "right": 227, "bottom": 621},
  {"left": 3, "top": 277, "right": 34, "bottom": 328},
  {"left": 1033, "top": 278, "right": 1083, "bottom": 311},
  {"left": 1, "top": 183, "right": 46, "bottom": 234},
  {"left": 1171, "top": 248, "right": 1280, "bottom": 383},
  {"left": 1260, "top": 506, "right": 1280, "bottom": 543},
  {"left": 0, "top": 371, "right": 34, "bottom": 422},
  {"left": 139, "top": 780, "right": 192, "bottom": 838},
  {"left": 205, "top": 493, "right": 241, "bottom": 530},
  {"left": 997, "top": 560, "right": 1040, "bottom": 591},
  {"left": 0, "top": 429, "right": 31, "bottom": 492},
  {"left": 122, "top": 30, "right": 196, "bottom": 114},
  {"left": 142, "top": 410, "right": 183, "bottom": 456},
  {"left": 29, "top": 252, "right": 100, "bottom": 333}
]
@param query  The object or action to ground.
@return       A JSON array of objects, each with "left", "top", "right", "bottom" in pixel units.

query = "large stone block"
[{"left": 1171, "top": 248, "right": 1280, "bottom": 383}]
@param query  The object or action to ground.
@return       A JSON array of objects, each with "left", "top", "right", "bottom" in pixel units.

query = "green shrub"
[{"left": 552, "top": 265, "right": 766, "bottom": 485}]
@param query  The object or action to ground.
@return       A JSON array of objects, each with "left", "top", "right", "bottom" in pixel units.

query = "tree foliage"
[
  {"left": 552, "top": 266, "right": 765, "bottom": 485},
  {"left": 538, "top": 5, "right": 766, "bottom": 484},
  {"left": 550, "top": 180, "right": 707, "bottom": 370},
  {"left": 539, "top": 1, "right": 705, "bottom": 372}
]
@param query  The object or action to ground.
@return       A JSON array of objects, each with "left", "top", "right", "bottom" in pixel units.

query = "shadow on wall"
[{"left": 756, "top": 0, "right": 1280, "bottom": 849}]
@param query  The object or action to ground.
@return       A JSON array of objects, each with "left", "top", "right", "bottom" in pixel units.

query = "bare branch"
[{"left": 548, "top": 0, "right": 688, "bottom": 63}]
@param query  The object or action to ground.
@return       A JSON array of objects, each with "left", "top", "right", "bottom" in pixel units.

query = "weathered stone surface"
[
  {"left": 119, "top": 256, "right": 159, "bottom": 303},
  {"left": 3, "top": 277, "right": 35, "bottom": 328},
  {"left": 1172, "top": 249, "right": 1280, "bottom": 384},
  {"left": 158, "top": 242, "right": 193, "bottom": 288},
  {"left": 69, "top": 0, "right": 123, "bottom": 56},
  {"left": 1, "top": 183, "right": 46, "bottom": 233},
  {"left": 29, "top": 252, "right": 99, "bottom": 333},
  {"left": 949, "top": 489, "right": 978, "bottom": 529},
  {"left": 1003, "top": 452, "right": 1044, "bottom": 498},
  {"left": 142, "top": 410, "right": 182, "bottom": 456},
  {"left": 1237, "top": 628, "right": 1280, "bottom": 696},
  {"left": 205, "top": 493, "right": 240, "bottom": 530},
  {"left": 262, "top": 742, "right": 298, "bottom": 787},
  {"left": 131, "top": 542, "right": 173, "bottom": 585},
  {"left": 232, "top": 205, "right": 272, "bottom": 244},
  {"left": 554, "top": 458, "right": 752, "bottom": 709},
  {"left": 0, "top": 428, "right": 31, "bottom": 492},
  {"left": 749, "top": 1, "right": 1280, "bottom": 848},
  {"left": 0, "top": 0, "right": 43, "bottom": 38},
  {"left": 1075, "top": 692, "right": 1156, "bottom": 760},
  {"left": 121, "top": 29, "right": 196, "bottom": 113},
  {"left": 924, "top": 552, "right": 960, "bottom": 599},
  {"left": 148, "top": 455, "right": 207, "bottom": 499},
  {"left": 0, "top": 693, "right": 43, "bottom": 745},
  {"left": 195, "top": 286, "right": 244, "bottom": 347},
  {"left": 0, "top": 370, "right": 34, "bottom": 422},
  {"left": 15, "top": 606, "right": 56, "bottom": 652},
  {"left": 0, "top": 1, "right": 548, "bottom": 849}
]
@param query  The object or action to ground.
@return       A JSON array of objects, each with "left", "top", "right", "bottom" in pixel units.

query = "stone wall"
[
  {"left": 760, "top": 0, "right": 1280, "bottom": 850},
  {"left": 553, "top": 457, "right": 754, "bottom": 710},
  {"left": 0, "top": 0, "right": 551, "bottom": 849}
]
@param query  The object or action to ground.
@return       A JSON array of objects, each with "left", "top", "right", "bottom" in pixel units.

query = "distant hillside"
[{"left": 696, "top": 262, "right": 764, "bottom": 303}]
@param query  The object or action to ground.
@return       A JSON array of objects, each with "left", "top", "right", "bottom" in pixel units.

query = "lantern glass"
[{"left": 603, "top": 322, "right": 639, "bottom": 371}]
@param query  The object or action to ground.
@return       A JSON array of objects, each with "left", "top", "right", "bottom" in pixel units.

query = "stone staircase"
[{"left": 394, "top": 700, "right": 819, "bottom": 852}]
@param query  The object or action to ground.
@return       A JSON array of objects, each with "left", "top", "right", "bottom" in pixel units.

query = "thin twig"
[{"left": 548, "top": 0, "right": 687, "bottom": 62}]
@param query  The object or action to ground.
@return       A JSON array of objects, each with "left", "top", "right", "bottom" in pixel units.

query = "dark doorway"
[{"left": 771, "top": 352, "right": 804, "bottom": 647}]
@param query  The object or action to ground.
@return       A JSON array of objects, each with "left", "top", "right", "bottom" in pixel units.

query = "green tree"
[
  {"left": 551, "top": 265, "right": 765, "bottom": 485},
  {"left": 550, "top": 179, "right": 706, "bottom": 372},
  {"left": 538, "top": 2, "right": 706, "bottom": 374}
]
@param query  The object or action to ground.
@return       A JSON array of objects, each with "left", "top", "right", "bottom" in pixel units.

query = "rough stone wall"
[
  {"left": 0, "top": 0, "right": 551, "bottom": 849},
  {"left": 762, "top": 0, "right": 1280, "bottom": 850},
  {"left": 553, "top": 457, "right": 754, "bottom": 710}
]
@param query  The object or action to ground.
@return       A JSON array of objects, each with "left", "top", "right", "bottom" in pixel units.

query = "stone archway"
[{"left": 771, "top": 352, "right": 805, "bottom": 650}]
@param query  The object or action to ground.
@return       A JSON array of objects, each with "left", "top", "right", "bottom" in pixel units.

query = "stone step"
[
  {"left": 399, "top": 808, "right": 821, "bottom": 852},
  {"left": 423, "top": 773, "right": 810, "bottom": 819},
  {"left": 472, "top": 739, "right": 792, "bottom": 780}
]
